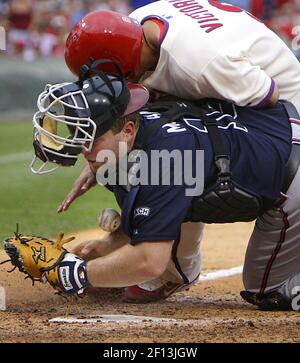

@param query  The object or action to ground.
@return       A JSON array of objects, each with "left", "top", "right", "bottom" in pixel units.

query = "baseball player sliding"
[
  {"left": 4, "top": 59, "right": 300, "bottom": 310},
  {"left": 65, "top": 0, "right": 300, "bottom": 110}
]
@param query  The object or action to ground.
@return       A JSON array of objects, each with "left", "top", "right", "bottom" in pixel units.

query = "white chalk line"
[
  {"left": 0, "top": 151, "right": 32, "bottom": 165},
  {"left": 199, "top": 265, "right": 243, "bottom": 282},
  {"left": 49, "top": 316, "right": 300, "bottom": 328},
  {"left": 49, "top": 315, "right": 177, "bottom": 324}
]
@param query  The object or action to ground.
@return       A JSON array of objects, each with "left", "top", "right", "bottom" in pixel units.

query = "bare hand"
[
  {"left": 68, "top": 239, "right": 109, "bottom": 261},
  {"left": 57, "top": 164, "right": 97, "bottom": 213}
]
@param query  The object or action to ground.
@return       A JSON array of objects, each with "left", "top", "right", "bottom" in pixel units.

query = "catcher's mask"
[{"left": 31, "top": 59, "right": 149, "bottom": 174}]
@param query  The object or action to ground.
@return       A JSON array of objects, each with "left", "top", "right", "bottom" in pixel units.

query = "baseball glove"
[{"left": 2, "top": 227, "right": 89, "bottom": 295}]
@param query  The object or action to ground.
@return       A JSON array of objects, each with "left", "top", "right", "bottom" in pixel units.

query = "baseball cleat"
[
  {"left": 240, "top": 290, "right": 292, "bottom": 311},
  {"left": 123, "top": 275, "right": 199, "bottom": 303}
]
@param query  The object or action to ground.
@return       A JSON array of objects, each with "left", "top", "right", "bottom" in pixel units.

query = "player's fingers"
[
  {"left": 57, "top": 201, "right": 69, "bottom": 213},
  {"left": 81, "top": 245, "right": 93, "bottom": 257},
  {"left": 57, "top": 174, "right": 96, "bottom": 213},
  {"left": 81, "top": 174, "right": 97, "bottom": 191},
  {"left": 81, "top": 240, "right": 107, "bottom": 260},
  {"left": 57, "top": 189, "right": 81, "bottom": 213},
  {"left": 78, "top": 243, "right": 98, "bottom": 260},
  {"left": 57, "top": 200, "right": 67, "bottom": 213},
  {"left": 67, "top": 240, "right": 87, "bottom": 255},
  {"left": 80, "top": 181, "right": 91, "bottom": 192}
]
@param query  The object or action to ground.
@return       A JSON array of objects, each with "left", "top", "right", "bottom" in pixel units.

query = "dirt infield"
[{"left": 1, "top": 222, "right": 300, "bottom": 343}]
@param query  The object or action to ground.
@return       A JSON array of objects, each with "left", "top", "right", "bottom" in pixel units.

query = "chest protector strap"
[{"left": 184, "top": 113, "right": 264, "bottom": 223}]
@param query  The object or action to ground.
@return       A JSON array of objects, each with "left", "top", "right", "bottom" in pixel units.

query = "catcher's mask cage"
[{"left": 31, "top": 59, "right": 149, "bottom": 175}]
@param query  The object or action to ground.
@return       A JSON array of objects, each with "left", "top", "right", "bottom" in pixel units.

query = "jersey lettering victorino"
[
  {"left": 130, "top": 0, "right": 300, "bottom": 112},
  {"left": 167, "top": 0, "right": 227, "bottom": 33}
]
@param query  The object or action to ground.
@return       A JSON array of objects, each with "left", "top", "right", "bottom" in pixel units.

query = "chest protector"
[
  {"left": 185, "top": 112, "right": 263, "bottom": 223},
  {"left": 132, "top": 100, "right": 298, "bottom": 223}
]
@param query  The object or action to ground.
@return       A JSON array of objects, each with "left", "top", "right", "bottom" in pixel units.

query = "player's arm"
[
  {"left": 203, "top": 54, "right": 279, "bottom": 108},
  {"left": 3, "top": 232, "right": 172, "bottom": 294},
  {"left": 265, "top": 83, "right": 279, "bottom": 107},
  {"left": 86, "top": 240, "right": 173, "bottom": 287}
]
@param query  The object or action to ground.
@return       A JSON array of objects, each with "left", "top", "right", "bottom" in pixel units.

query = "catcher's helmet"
[
  {"left": 31, "top": 60, "right": 149, "bottom": 174},
  {"left": 65, "top": 11, "right": 144, "bottom": 79}
]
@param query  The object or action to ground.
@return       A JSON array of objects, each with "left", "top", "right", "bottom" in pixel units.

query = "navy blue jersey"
[{"left": 111, "top": 101, "right": 292, "bottom": 245}]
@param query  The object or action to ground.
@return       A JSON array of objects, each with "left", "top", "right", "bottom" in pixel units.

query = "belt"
[{"left": 281, "top": 101, "right": 300, "bottom": 193}]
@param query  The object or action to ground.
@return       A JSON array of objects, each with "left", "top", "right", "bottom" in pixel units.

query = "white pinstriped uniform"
[{"left": 131, "top": 0, "right": 300, "bottom": 112}]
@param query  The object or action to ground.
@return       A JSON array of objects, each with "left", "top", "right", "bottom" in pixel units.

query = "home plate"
[
  {"left": 0, "top": 287, "right": 6, "bottom": 311},
  {"left": 49, "top": 315, "right": 176, "bottom": 324}
]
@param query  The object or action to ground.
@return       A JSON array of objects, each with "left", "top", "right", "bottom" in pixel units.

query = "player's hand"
[
  {"left": 57, "top": 164, "right": 97, "bottom": 213},
  {"left": 68, "top": 239, "right": 109, "bottom": 261}
]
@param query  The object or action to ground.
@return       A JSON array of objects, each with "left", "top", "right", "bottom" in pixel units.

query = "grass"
[{"left": 0, "top": 121, "right": 118, "bottom": 246}]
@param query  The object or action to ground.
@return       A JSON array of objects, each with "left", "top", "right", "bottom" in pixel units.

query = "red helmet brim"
[{"left": 124, "top": 83, "right": 149, "bottom": 117}]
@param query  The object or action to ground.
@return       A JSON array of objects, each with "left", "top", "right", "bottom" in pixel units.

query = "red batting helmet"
[{"left": 65, "top": 11, "right": 144, "bottom": 79}]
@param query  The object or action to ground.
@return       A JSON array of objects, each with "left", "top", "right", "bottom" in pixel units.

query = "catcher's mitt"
[{"left": 2, "top": 227, "right": 88, "bottom": 295}]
